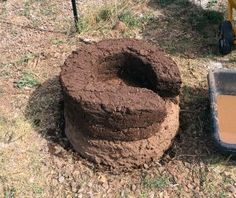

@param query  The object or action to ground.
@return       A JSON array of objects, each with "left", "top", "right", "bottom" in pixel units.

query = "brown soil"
[{"left": 60, "top": 39, "right": 182, "bottom": 168}]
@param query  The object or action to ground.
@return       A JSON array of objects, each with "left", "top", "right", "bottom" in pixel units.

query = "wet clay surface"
[
  {"left": 60, "top": 39, "right": 182, "bottom": 168},
  {"left": 217, "top": 95, "right": 236, "bottom": 144}
]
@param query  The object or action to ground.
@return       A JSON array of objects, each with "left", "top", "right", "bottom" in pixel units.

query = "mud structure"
[{"left": 60, "top": 39, "right": 182, "bottom": 168}]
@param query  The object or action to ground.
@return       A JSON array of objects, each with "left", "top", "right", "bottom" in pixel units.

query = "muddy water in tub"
[{"left": 217, "top": 95, "right": 236, "bottom": 144}]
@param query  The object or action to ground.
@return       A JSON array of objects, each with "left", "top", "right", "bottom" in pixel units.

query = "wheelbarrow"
[
  {"left": 219, "top": 0, "right": 236, "bottom": 54},
  {"left": 208, "top": 68, "right": 236, "bottom": 153}
]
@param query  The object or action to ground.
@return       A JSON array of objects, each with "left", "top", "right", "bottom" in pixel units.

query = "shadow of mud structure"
[
  {"left": 25, "top": 76, "right": 71, "bottom": 152},
  {"left": 162, "top": 86, "right": 213, "bottom": 163},
  {"left": 144, "top": 0, "right": 225, "bottom": 57}
]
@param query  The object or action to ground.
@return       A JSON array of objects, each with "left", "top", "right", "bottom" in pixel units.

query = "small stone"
[
  {"left": 59, "top": 176, "right": 65, "bottom": 183},
  {"left": 226, "top": 184, "right": 236, "bottom": 193},
  {"left": 139, "top": 49, "right": 148, "bottom": 56},
  {"left": 98, "top": 174, "right": 107, "bottom": 184},
  {"left": 113, "top": 21, "right": 126, "bottom": 32},
  {"left": 131, "top": 184, "right": 136, "bottom": 191},
  {"left": 187, "top": 183, "right": 193, "bottom": 189},
  {"left": 159, "top": 192, "right": 164, "bottom": 198},
  {"left": 193, "top": 191, "right": 201, "bottom": 198},
  {"left": 149, "top": 192, "right": 155, "bottom": 198},
  {"left": 55, "top": 146, "right": 63, "bottom": 155},
  {"left": 29, "top": 177, "right": 34, "bottom": 183},
  {"left": 79, "top": 37, "right": 96, "bottom": 44},
  {"left": 51, "top": 179, "right": 58, "bottom": 186},
  {"left": 71, "top": 182, "right": 78, "bottom": 193},
  {"left": 143, "top": 164, "right": 149, "bottom": 169},
  {"left": 120, "top": 190, "right": 125, "bottom": 197},
  {"left": 224, "top": 172, "right": 231, "bottom": 177}
]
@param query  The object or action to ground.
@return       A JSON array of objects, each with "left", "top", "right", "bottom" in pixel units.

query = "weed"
[
  {"left": 229, "top": 56, "right": 236, "bottom": 63},
  {"left": 51, "top": 38, "right": 65, "bottom": 45},
  {"left": 15, "top": 72, "right": 39, "bottom": 89},
  {"left": 22, "top": 1, "right": 31, "bottom": 18},
  {"left": 119, "top": 10, "right": 140, "bottom": 28},
  {"left": 140, "top": 192, "right": 148, "bottom": 198},
  {"left": 97, "top": 7, "right": 113, "bottom": 22},
  {"left": 204, "top": 181, "right": 228, "bottom": 198},
  {"left": 142, "top": 175, "right": 171, "bottom": 189},
  {"left": 4, "top": 187, "right": 16, "bottom": 198},
  {"left": 0, "top": 115, "right": 7, "bottom": 125},
  {"left": 40, "top": 3, "right": 57, "bottom": 16},
  {"left": 0, "top": 1, "right": 7, "bottom": 18},
  {"left": 2, "top": 131, "right": 14, "bottom": 144},
  {"left": 15, "top": 53, "right": 38, "bottom": 66},
  {"left": 140, "top": 12, "right": 155, "bottom": 24},
  {"left": 0, "top": 71, "right": 10, "bottom": 78},
  {"left": 31, "top": 18, "right": 42, "bottom": 28},
  {"left": 77, "top": 18, "right": 89, "bottom": 33},
  {"left": 32, "top": 184, "right": 44, "bottom": 195},
  {"left": 73, "top": 0, "right": 152, "bottom": 35}
]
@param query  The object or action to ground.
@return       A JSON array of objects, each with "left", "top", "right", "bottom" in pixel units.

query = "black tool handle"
[{"left": 71, "top": 0, "right": 79, "bottom": 31}]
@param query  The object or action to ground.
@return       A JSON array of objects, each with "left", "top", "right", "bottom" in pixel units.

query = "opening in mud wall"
[{"left": 97, "top": 52, "right": 157, "bottom": 91}]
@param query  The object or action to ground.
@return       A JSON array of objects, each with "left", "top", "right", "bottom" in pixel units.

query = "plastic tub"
[{"left": 208, "top": 68, "right": 236, "bottom": 153}]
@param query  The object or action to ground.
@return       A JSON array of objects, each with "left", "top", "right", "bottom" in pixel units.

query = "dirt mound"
[{"left": 60, "top": 39, "right": 182, "bottom": 168}]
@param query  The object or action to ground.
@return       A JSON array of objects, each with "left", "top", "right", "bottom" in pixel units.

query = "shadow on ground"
[
  {"left": 25, "top": 76, "right": 235, "bottom": 167},
  {"left": 25, "top": 76, "right": 71, "bottom": 152},
  {"left": 163, "top": 85, "right": 215, "bottom": 164},
  {"left": 143, "top": 0, "right": 225, "bottom": 57}
]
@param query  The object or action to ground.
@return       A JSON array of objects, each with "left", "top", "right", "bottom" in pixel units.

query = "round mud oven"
[{"left": 60, "top": 39, "right": 182, "bottom": 169}]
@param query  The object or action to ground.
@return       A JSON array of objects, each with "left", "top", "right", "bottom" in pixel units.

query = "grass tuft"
[
  {"left": 119, "top": 10, "right": 141, "bottom": 28},
  {"left": 74, "top": 0, "right": 153, "bottom": 35},
  {"left": 15, "top": 73, "right": 39, "bottom": 89},
  {"left": 142, "top": 175, "right": 171, "bottom": 189},
  {"left": 97, "top": 7, "right": 113, "bottom": 22}
]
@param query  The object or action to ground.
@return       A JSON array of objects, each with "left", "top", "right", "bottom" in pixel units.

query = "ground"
[{"left": 1, "top": 0, "right": 236, "bottom": 197}]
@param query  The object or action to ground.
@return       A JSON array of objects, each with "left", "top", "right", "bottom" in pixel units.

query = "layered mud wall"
[{"left": 60, "top": 39, "right": 182, "bottom": 168}]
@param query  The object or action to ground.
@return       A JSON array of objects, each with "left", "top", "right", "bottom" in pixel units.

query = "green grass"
[
  {"left": 4, "top": 187, "right": 16, "bottom": 198},
  {"left": 15, "top": 72, "right": 39, "bottom": 89},
  {"left": 142, "top": 175, "right": 171, "bottom": 189},
  {"left": 31, "top": 183, "right": 44, "bottom": 195},
  {"left": 22, "top": 1, "right": 31, "bottom": 18},
  {"left": 0, "top": 115, "right": 7, "bottom": 125},
  {"left": 97, "top": 7, "right": 114, "bottom": 22},
  {"left": 74, "top": 1, "right": 154, "bottom": 34},
  {"left": 1, "top": 53, "right": 37, "bottom": 68},
  {"left": 119, "top": 10, "right": 141, "bottom": 28},
  {"left": 40, "top": 3, "right": 57, "bottom": 17},
  {"left": 140, "top": 192, "right": 148, "bottom": 198},
  {"left": 51, "top": 38, "right": 65, "bottom": 45},
  {"left": 15, "top": 53, "right": 38, "bottom": 66},
  {"left": 76, "top": 18, "right": 89, "bottom": 33}
]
